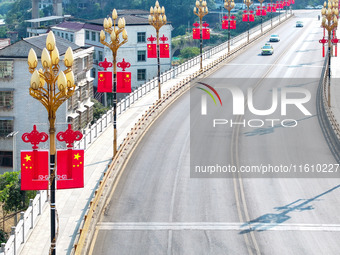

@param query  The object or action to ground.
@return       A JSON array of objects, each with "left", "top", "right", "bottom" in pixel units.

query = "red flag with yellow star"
[
  {"left": 147, "top": 44, "right": 157, "bottom": 58},
  {"left": 97, "top": 71, "right": 112, "bottom": 93},
  {"left": 117, "top": 72, "right": 132, "bottom": 93},
  {"left": 160, "top": 44, "right": 170, "bottom": 58},
  {"left": 56, "top": 149, "right": 84, "bottom": 189},
  {"left": 21, "top": 151, "right": 49, "bottom": 190},
  {"left": 193, "top": 28, "right": 200, "bottom": 39},
  {"left": 202, "top": 29, "right": 210, "bottom": 40}
]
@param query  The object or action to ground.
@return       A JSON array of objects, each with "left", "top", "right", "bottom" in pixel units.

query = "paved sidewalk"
[{"left": 19, "top": 14, "right": 291, "bottom": 255}]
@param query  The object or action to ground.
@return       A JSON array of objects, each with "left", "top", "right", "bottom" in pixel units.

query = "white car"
[{"left": 269, "top": 34, "right": 280, "bottom": 42}]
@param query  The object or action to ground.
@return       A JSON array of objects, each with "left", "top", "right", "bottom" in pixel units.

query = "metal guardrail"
[
  {"left": 318, "top": 51, "right": 340, "bottom": 161},
  {"left": 0, "top": 191, "right": 48, "bottom": 255},
  {"left": 73, "top": 13, "right": 293, "bottom": 255}
]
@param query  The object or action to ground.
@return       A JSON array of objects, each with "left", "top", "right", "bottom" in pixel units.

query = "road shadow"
[{"left": 239, "top": 184, "right": 340, "bottom": 234}]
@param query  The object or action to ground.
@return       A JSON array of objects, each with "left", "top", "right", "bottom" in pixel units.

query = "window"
[
  {"left": 70, "top": 34, "right": 74, "bottom": 42},
  {"left": 0, "top": 151, "right": 13, "bottom": 167},
  {"left": 65, "top": 33, "right": 69, "bottom": 40},
  {"left": 0, "top": 60, "right": 13, "bottom": 79},
  {"left": 97, "top": 32, "right": 100, "bottom": 42},
  {"left": 86, "top": 31, "right": 90, "bottom": 40},
  {"left": 137, "top": 50, "right": 146, "bottom": 62},
  {"left": 93, "top": 50, "right": 96, "bottom": 60},
  {"left": 98, "top": 51, "right": 103, "bottom": 61},
  {"left": 91, "top": 31, "right": 96, "bottom": 41},
  {"left": 137, "top": 69, "right": 146, "bottom": 81},
  {"left": 137, "top": 32, "right": 146, "bottom": 43},
  {"left": 91, "top": 68, "right": 96, "bottom": 78},
  {"left": 0, "top": 119, "right": 13, "bottom": 137},
  {"left": 0, "top": 91, "right": 13, "bottom": 109},
  {"left": 57, "top": 32, "right": 60, "bottom": 37},
  {"left": 61, "top": 33, "right": 64, "bottom": 38}
]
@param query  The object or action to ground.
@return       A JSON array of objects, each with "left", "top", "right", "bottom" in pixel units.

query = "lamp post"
[
  {"left": 27, "top": 31, "right": 75, "bottom": 255},
  {"left": 100, "top": 9, "right": 128, "bottom": 157},
  {"left": 149, "top": 1, "right": 167, "bottom": 99},
  {"left": 244, "top": 0, "right": 253, "bottom": 43},
  {"left": 321, "top": 0, "right": 338, "bottom": 107},
  {"left": 6, "top": 131, "right": 18, "bottom": 172},
  {"left": 258, "top": 0, "right": 265, "bottom": 33},
  {"left": 224, "top": 0, "right": 235, "bottom": 53},
  {"left": 194, "top": 0, "right": 209, "bottom": 71}
]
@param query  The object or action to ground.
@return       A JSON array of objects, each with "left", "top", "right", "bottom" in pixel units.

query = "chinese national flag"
[
  {"left": 242, "top": 14, "right": 248, "bottom": 22},
  {"left": 222, "top": 20, "right": 228, "bottom": 29},
  {"left": 147, "top": 44, "right": 157, "bottom": 58},
  {"left": 249, "top": 14, "right": 255, "bottom": 22},
  {"left": 272, "top": 5, "right": 277, "bottom": 12},
  {"left": 160, "top": 44, "right": 170, "bottom": 58},
  {"left": 230, "top": 20, "right": 236, "bottom": 29},
  {"left": 56, "top": 150, "right": 84, "bottom": 189},
  {"left": 202, "top": 29, "right": 210, "bottom": 40},
  {"left": 117, "top": 72, "right": 132, "bottom": 93},
  {"left": 97, "top": 71, "right": 112, "bottom": 93},
  {"left": 262, "top": 9, "right": 267, "bottom": 16},
  {"left": 21, "top": 151, "right": 49, "bottom": 190},
  {"left": 193, "top": 28, "right": 200, "bottom": 39},
  {"left": 256, "top": 9, "right": 261, "bottom": 16}
]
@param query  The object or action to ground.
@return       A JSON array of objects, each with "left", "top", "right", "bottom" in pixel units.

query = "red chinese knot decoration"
[
  {"left": 22, "top": 125, "right": 48, "bottom": 150},
  {"left": 56, "top": 124, "right": 83, "bottom": 148},
  {"left": 99, "top": 58, "right": 113, "bottom": 71}
]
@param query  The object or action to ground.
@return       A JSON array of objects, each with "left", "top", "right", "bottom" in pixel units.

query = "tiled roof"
[
  {"left": 24, "top": 34, "right": 80, "bottom": 55},
  {"left": 89, "top": 14, "right": 150, "bottom": 26},
  {"left": 0, "top": 33, "right": 81, "bottom": 58},
  {"left": 117, "top": 9, "right": 149, "bottom": 15},
  {"left": 53, "top": 21, "right": 86, "bottom": 32},
  {"left": 83, "top": 23, "right": 102, "bottom": 32}
]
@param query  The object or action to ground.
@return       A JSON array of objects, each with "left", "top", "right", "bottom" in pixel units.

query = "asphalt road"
[{"left": 89, "top": 10, "right": 340, "bottom": 255}]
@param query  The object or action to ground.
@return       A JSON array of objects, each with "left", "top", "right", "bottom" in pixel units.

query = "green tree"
[
  {"left": 0, "top": 172, "right": 35, "bottom": 231},
  {"left": 179, "top": 46, "right": 200, "bottom": 59},
  {"left": 92, "top": 99, "right": 109, "bottom": 123},
  {"left": 5, "top": 0, "right": 31, "bottom": 39}
]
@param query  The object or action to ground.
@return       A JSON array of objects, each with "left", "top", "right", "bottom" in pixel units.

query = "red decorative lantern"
[
  {"left": 193, "top": 22, "right": 200, "bottom": 39},
  {"left": 117, "top": 58, "right": 131, "bottom": 93},
  {"left": 160, "top": 35, "right": 170, "bottom": 58},
  {"left": 21, "top": 125, "right": 49, "bottom": 191},
  {"left": 202, "top": 23, "right": 210, "bottom": 40},
  {"left": 98, "top": 58, "right": 113, "bottom": 93},
  {"left": 56, "top": 124, "right": 84, "bottom": 189},
  {"left": 332, "top": 37, "right": 339, "bottom": 57},
  {"left": 249, "top": 11, "right": 255, "bottom": 22},
  {"left": 242, "top": 10, "right": 248, "bottom": 22},
  {"left": 147, "top": 35, "right": 157, "bottom": 58},
  {"left": 319, "top": 37, "right": 329, "bottom": 57}
]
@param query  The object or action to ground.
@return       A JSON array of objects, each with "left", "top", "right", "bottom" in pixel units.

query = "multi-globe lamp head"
[{"left": 28, "top": 31, "right": 75, "bottom": 95}]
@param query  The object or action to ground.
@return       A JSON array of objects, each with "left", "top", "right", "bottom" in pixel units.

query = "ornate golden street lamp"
[
  {"left": 258, "top": 0, "right": 265, "bottom": 33},
  {"left": 244, "top": 0, "right": 253, "bottom": 43},
  {"left": 149, "top": 1, "right": 167, "bottom": 99},
  {"left": 28, "top": 31, "right": 75, "bottom": 255},
  {"left": 100, "top": 9, "right": 128, "bottom": 157},
  {"left": 321, "top": 0, "right": 338, "bottom": 107},
  {"left": 194, "top": 0, "right": 209, "bottom": 71},
  {"left": 224, "top": 0, "right": 235, "bottom": 53}
]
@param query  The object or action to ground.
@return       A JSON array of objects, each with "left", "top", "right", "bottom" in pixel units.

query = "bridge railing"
[{"left": 74, "top": 12, "right": 288, "bottom": 151}]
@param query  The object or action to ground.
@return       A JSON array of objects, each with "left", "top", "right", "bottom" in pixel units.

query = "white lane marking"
[
  {"left": 223, "top": 63, "right": 324, "bottom": 68},
  {"left": 97, "top": 222, "right": 340, "bottom": 231}
]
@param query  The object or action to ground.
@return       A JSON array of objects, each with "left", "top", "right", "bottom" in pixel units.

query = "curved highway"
[{"left": 89, "top": 10, "right": 340, "bottom": 255}]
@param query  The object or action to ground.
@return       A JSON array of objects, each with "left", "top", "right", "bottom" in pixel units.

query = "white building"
[
  {"left": 51, "top": 10, "right": 172, "bottom": 103},
  {"left": 0, "top": 34, "right": 94, "bottom": 173}
]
